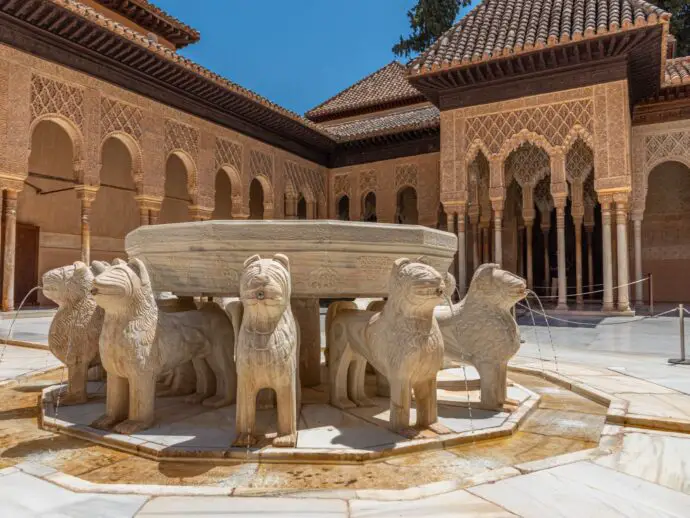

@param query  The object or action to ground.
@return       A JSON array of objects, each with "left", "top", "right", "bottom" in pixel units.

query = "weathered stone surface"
[
  {"left": 90, "top": 259, "right": 236, "bottom": 435},
  {"left": 436, "top": 264, "right": 527, "bottom": 410},
  {"left": 125, "top": 220, "right": 457, "bottom": 298},
  {"left": 42, "top": 260, "right": 108, "bottom": 405},
  {"left": 228, "top": 254, "right": 299, "bottom": 448},
  {"left": 328, "top": 258, "right": 451, "bottom": 433}
]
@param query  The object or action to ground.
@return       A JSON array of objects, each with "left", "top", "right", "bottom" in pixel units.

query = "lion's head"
[
  {"left": 468, "top": 263, "right": 527, "bottom": 309},
  {"left": 388, "top": 257, "right": 452, "bottom": 315},
  {"left": 240, "top": 254, "right": 291, "bottom": 321},
  {"left": 42, "top": 260, "right": 109, "bottom": 306},
  {"left": 91, "top": 258, "right": 151, "bottom": 312}
]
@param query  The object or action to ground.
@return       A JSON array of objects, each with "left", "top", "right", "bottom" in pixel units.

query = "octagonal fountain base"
[{"left": 39, "top": 368, "right": 539, "bottom": 465}]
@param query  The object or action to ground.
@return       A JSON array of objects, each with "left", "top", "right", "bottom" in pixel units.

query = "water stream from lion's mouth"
[
  {"left": 0, "top": 285, "right": 43, "bottom": 367},
  {"left": 444, "top": 292, "right": 474, "bottom": 443}
]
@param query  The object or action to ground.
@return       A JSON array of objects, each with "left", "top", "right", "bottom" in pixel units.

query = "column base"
[
  {"left": 602, "top": 303, "right": 616, "bottom": 312},
  {"left": 617, "top": 303, "right": 631, "bottom": 313},
  {"left": 556, "top": 303, "right": 569, "bottom": 312}
]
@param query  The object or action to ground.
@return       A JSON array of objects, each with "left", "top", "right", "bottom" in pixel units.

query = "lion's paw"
[
  {"left": 90, "top": 414, "right": 122, "bottom": 431},
  {"left": 394, "top": 427, "right": 421, "bottom": 439},
  {"left": 57, "top": 392, "right": 88, "bottom": 406},
  {"left": 113, "top": 419, "right": 152, "bottom": 435},
  {"left": 184, "top": 393, "right": 208, "bottom": 405},
  {"left": 232, "top": 433, "right": 258, "bottom": 448},
  {"left": 331, "top": 398, "right": 356, "bottom": 410},
  {"left": 273, "top": 433, "right": 297, "bottom": 448},
  {"left": 354, "top": 397, "right": 376, "bottom": 408},
  {"left": 427, "top": 422, "right": 453, "bottom": 435}
]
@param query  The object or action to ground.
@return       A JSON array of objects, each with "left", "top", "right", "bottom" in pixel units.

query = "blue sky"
[{"left": 154, "top": 1, "right": 475, "bottom": 115}]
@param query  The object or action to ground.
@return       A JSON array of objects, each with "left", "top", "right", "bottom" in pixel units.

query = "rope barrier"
[
  {"left": 535, "top": 277, "right": 649, "bottom": 300},
  {"left": 517, "top": 303, "right": 679, "bottom": 327},
  {"left": 531, "top": 283, "right": 605, "bottom": 290}
]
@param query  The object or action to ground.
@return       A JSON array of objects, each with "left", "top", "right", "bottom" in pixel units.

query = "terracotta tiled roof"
[
  {"left": 50, "top": 0, "right": 334, "bottom": 139},
  {"left": 324, "top": 105, "right": 440, "bottom": 141},
  {"left": 410, "top": 0, "right": 670, "bottom": 75},
  {"left": 94, "top": 0, "right": 200, "bottom": 48},
  {"left": 306, "top": 62, "right": 424, "bottom": 121},
  {"left": 665, "top": 57, "right": 690, "bottom": 86}
]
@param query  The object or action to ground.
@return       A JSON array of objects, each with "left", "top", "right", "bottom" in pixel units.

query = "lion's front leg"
[
  {"left": 348, "top": 355, "right": 375, "bottom": 407},
  {"left": 389, "top": 377, "right": 412, "bottom": 434},
  {"left": 91, "top": 374, "right": 128, "bottom": 430},
  {"left": 113, "top": 374, "right": 156, "bottom": 435},
  {"left": 328, "top": 327, "right": 356, "bottom": 410}
]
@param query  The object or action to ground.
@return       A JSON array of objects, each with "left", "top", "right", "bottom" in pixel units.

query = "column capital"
[
  {"left": 0, "top": 174, "right": 24, "bottom": 193},
  {"left": 189, "top": 205, "right": 214, "bottom": 221},
  {"left": 134, "top": 195, "right": 164, "bottom": 212},
  {"left": 74, "top": 185, "right": 99, "bottom": 203}
]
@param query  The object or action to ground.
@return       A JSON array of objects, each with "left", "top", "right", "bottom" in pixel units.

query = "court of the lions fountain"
[{"left": 26, "top": 220, "right": 614, "bottom": 491}]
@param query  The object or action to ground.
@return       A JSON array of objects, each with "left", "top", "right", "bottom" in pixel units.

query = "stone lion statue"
[
  {"left": 42, "top": 260, "right": 109, "bottom": 405},
  {"left": 90, "top": 258, "right": 236, "bottom": 435},
  {"left": 435, "top": 263, "right": 527, "bottom": 410},
  {"left": 327, "top": 258, "right": 451, "bottom": 434},
  {"left": 227, "top": 254, "right": 299, "bottom": 448}
]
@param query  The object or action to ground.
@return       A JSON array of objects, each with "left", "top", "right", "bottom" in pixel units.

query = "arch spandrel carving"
[{"left": 505, "top": 143, "right": 550, "bottom": 188}]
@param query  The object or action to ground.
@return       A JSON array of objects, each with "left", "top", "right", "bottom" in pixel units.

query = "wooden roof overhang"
[
  {"left": 633, "top": 83, "right": 690, "bottom": 125},
  {"left": 92, "top": 0, "right": 199, "bottom": 49},
  {"left": 330, "top": 126, "right": 440, "bottom": 168},
  {"left": 409, "top": 25, "right": 666, "bottom": 111},
  {"left": 0, "top": 0, "right": 335, "bottom": 165}
]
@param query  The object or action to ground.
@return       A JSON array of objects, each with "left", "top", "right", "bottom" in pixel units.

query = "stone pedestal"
[{"left": 292, "top": 297, "right": 321, "bottom": 387}]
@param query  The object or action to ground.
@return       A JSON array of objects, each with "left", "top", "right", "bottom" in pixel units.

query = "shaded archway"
[
  {"left": 437, "top": 203, "right": 447, "bottom": 231},
  {"left": 212, "top": 169, "right": 233, "bottom": 220},
  {"left": 91, "top": 136, "right": 140, "bottom": 259},
  {"left": 362, "top": 192, "right": 377, "bottom": 222},
  {"left": 297, "top": 195, "right": 307, "bottom": 220},
  {"left": 249, "top": 178, "right": 264, "bottom": 220},
  {"left": 643, "top": 160, "right": 690, "bottom": 302},
  {"left": 396, "top": 186, "right": 418, "bottom": 225},
  {"left": 160, "top": 153, "right": 192, "bottom": 224},
  {"left": 337, "top": 195, "right": 350, "bottom": 221},
  {"left": 20, "top": 119, "right": 81, "bottom": 305}
]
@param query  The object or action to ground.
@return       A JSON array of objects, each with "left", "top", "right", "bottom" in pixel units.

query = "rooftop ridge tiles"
[
  {"left": 409, "top": 0, "right": 671, "bottom": 77},
  {"left": 665, "top": 56, "right": 690, "bottom": 86},
  {"left": 305, "top": 61, "right": 423, "bottom": 120}
]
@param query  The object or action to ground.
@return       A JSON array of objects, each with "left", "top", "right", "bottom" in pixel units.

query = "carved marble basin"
[{"left": 125, "top": 220, "right": 457, "bottom": 298}]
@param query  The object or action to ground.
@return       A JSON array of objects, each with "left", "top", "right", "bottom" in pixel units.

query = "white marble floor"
[{"left": 0, "top": 343, "right": 61, "bottom": 384}]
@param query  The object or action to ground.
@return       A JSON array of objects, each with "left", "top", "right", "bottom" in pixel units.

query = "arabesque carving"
[
  {"left": 90, "top": 259, "right": 236, "bottom": 435},
  {"left": 30, "top": 74, "right": 84, "bottom": 130},
  {"left": 285, "top": 160, "right": 325, "bottom": 201},
  {"left": 566, "top": 139, "right": 594, "bottom": 183},
  {"left": 333, "top": 173, "right": 351, "bottom": 199},
  {"left": 327, "top": 258, "right": 451, "bottom": 433},
  {"left": 214, "top": 137, "right": 242, "bottom": 171},
  {"left": 164, "top": 119, "right": 199, "bottom": 157},
  {"left": 100, "top": 97, "right": 143, "bottom": 140},
  {"left": 359, "top": 170, "right": 378, "bottom": 194},
  {"left": 249, "top": 149, "right": 273, "bottom": 179},
  {"left": 228, "top": 254, "right": 299, "bottom": 448},
  {"left": 42, "top": 261, "right": 109, "bottom": 405},
  {"left": 436, "top": 264, "right": 527, "bottom": 410},
  {"left": 395, "top": 164, "right": 418, "bottom": 190},
  {"left": 506, "top": 143, "right": 550, "bottom": 187}
]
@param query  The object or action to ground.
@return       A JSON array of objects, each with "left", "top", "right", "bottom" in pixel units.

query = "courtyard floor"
[{"left": 0, "top": 310, "right": 689, "bottom": 516}]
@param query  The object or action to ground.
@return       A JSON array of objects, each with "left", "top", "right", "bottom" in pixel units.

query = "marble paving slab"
[
  {"left": 0, "top": 471, "right": 147, "bottom": 518},
  {"left": 350, "top": 489, "right": 517, "bottom": 517},
  {"left": 469, "top": 461, "right": 690, "bottom": 518},
  {"left": 519, "top": 409, "right": 605, "bottom": 443},
  {"left": 136, "top": 495, "right": 347, "bottom": 517},
  {"left": 595, "top": 431, "right": 690, "bottom": 495}
]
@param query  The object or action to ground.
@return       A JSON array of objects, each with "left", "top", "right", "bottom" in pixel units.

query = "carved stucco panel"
[
  {"left": 101, "top": 97, "right": 143, "bottom": 141},
  {"left": 30, "top": 74, "right": 85, "bottom": 131},
  {"left": 358, "top": 170, "right": 378, "bottom": 196},
  {"left": 164, "top": 119, "right": 199, "bottom": 158},
  {"left": 395, "top": 164, "right": 418, "bottom": 191},
  {"left": 284, "top": 160, "right": 325, "bottom": 203}
]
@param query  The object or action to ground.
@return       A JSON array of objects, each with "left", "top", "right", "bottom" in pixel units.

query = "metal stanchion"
[
  {"left": 669, "top": 303, "right": 690, "bottom": 365},
  {"left": 648, "top": 273, "right": 654, "bottom": 316}
]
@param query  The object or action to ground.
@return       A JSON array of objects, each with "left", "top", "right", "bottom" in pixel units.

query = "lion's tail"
[{"left": 325, "top": 301, "right": 358, "bottom": 367}]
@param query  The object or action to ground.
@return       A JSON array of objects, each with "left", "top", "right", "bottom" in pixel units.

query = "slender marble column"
[
  {"left": 306, "top": 201, "right": 316, "bottom": 220},
  {"left": 555, "top": 201, "right": 568, "bottom": 311},
  {"left": 633, "top": 217, "right": 643, "bottom": 305},
  {"left": 149, "top": 209, "right": 160, "bottom": 225},
  {"left": 139, "top": 207, "right": 150, "bottom": 226},
  {"left": 285, "top": 195, "right": 298, "bottom": 220},
  {"left": 542, "top": 224, "right": 550, "bottom": 295},
  {"left": 574, "top": 217, "right": 583, "bottom": 307},
  {"left": 586, "top": 226, "right": 594, "bottom": 298},
  {"left": 2, "top": 190, "right": 18, "bottom": 312},
  {"left": 525, "top": 220, "right": 534, "bottom": 290},
  {"left": 600, "top": 198, "right": 615, "bottom": 311},
  {"left": 76, "top": 187, "right": 98, "bottom": 265},
  {"left": 492, "top": 201, "right": 504, "bottom": 266},
  {"left": 616, "top": 198, "right": 631, "bottom": 312},
  {"left": 481, "top": 225, "right": 490, "bottom": 263},
  {"left": 457, "top": 209, "right": 467, "bottom": 296},
  {"left": 469, "top": 211, "right": 480, "bottom": 272}
]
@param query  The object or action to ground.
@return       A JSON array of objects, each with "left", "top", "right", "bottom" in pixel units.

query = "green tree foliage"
[
  {"left": 655, "top": 0, "right": 690, "bottom": 56},
  {"left": 393, "top": 0, "right": 472, "bottom": 58}
]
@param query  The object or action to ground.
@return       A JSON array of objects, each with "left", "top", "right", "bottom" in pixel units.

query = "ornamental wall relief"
[{"left": 31, "top": 74, "right": 85, "bottom": 131}]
